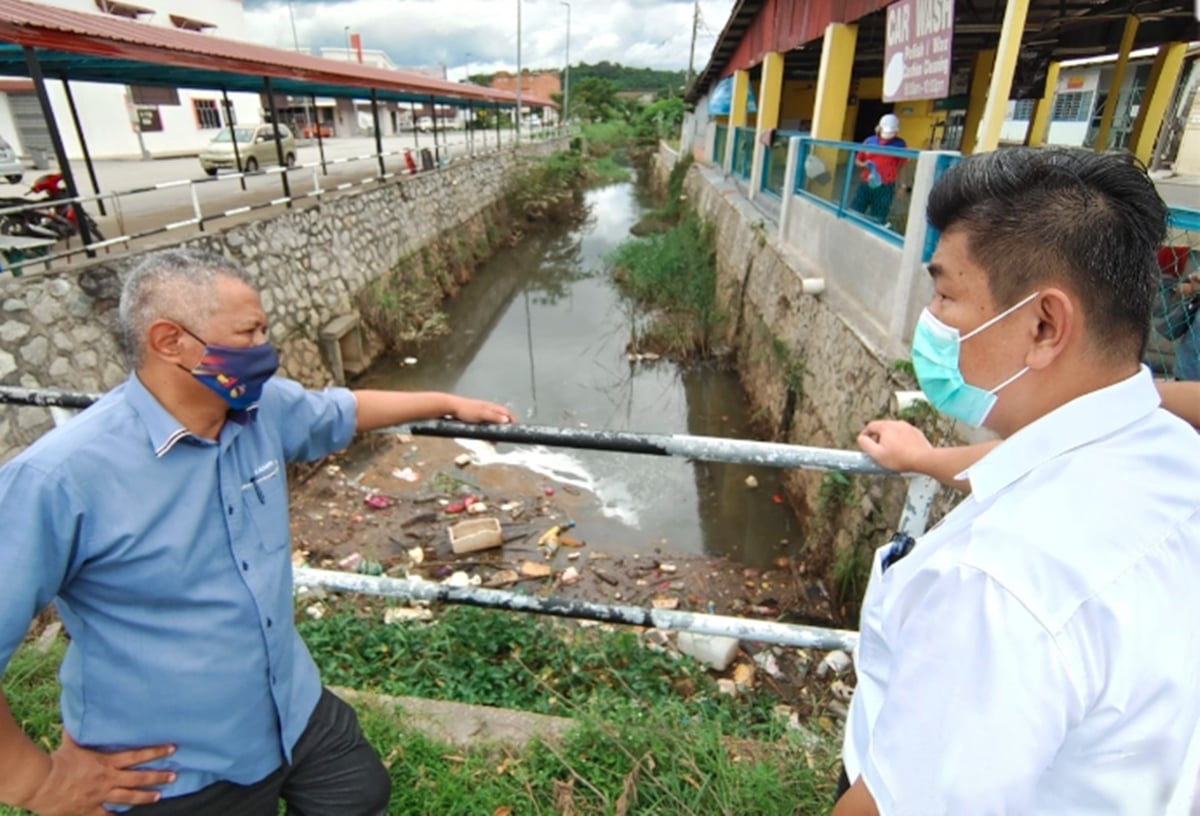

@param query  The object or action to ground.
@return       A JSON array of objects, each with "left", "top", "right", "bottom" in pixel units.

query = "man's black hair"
[{"left": 927, "top": 147, "right": 1167, "bottom": 359}]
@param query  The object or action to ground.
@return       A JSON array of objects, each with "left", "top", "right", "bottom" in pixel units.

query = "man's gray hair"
[{"left": 118, "top": 249, "right": 253, "bottom": 366}]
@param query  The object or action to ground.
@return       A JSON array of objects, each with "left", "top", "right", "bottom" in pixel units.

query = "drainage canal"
[{"left": 356, "top": 181, "right": 800, "bottom": 569}]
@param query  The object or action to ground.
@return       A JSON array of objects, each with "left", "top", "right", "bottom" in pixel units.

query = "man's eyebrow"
[{"left": 926, "top": 262, "right": 944, "bottom": 280}]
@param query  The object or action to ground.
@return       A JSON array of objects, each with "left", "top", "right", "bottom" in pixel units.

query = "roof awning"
[{"left": 0, "top": 0, "right": 557, "bottom": 109}]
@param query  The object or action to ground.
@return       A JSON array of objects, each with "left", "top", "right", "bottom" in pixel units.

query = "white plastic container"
[{"left": 448, "top": 517, "right": 503, "bottom": 555}]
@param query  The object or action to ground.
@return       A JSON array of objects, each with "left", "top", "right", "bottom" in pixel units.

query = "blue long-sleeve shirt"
[{"left": 0, "top": 374, "right": 357, "bottom": 799}]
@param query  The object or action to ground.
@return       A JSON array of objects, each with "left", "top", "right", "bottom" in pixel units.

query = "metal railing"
[
  {"left": 793, "top": 137, "right": 923, "bottom": 247},
  {"left": 1150, "top": 207, "right": 1200, "bottom": 381},
  {"left": 731, "top": 126, "right": 754, "bottom": 181},
  {"left": 0, "top": 385, "right": 944, "bottom": 650},
  {"left": 760, "top": 129, "right": 807, "bottom": 200},
  {"left": 0, "top": 126, "right": 574, "bottom": 278},
  {"left": 712, "top": 124, "right": 728, "bottom": 166}
]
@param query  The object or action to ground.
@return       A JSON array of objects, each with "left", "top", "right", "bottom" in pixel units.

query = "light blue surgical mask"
[{"left": 911, "top": 291, "right": 1039, "bottom": 428}]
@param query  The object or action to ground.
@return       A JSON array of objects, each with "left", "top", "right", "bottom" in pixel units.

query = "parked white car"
[
  {"left": 0, "top": 136, "right": 25, "bottom": 185},
  {"left": 198, "top": 124, "right": 296, "bottom": 176}
]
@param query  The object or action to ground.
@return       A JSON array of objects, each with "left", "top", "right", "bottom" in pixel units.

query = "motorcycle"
[{"left": 27, "top": 173, "right": 104, "bottom": 243}]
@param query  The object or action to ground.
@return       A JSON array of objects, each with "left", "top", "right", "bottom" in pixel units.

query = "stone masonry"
[
  {"left": 679, "top": 159, "right": 960, "bottom": 582},
  {"left": 0, "top": 139, "right": 567, "bottom": 463}
]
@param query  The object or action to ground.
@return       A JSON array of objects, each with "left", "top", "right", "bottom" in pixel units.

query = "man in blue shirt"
[{"left": 0, "top": 249, "right": 515, "bottom": 815}]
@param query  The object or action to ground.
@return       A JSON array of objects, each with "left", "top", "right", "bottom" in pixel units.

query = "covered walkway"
[{"left": 0, "top": 0, "right": 557, "bottom": 253}]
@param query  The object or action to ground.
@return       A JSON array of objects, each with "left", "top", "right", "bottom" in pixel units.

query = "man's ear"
[
  {"left": 146, "top": 320, "right": 193, "bottom": 367},
  {"left": 1025, "top": 288, "right": 1074, "bottom": 371}
]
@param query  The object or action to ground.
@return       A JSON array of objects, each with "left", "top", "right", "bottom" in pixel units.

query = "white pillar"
[{"left": 889, "top": 150, "right": 960, "bottom": 341}]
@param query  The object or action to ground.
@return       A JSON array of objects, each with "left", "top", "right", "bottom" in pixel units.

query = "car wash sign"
[{"left": 884, "top": 0, "right": 955, "bottom": 102}]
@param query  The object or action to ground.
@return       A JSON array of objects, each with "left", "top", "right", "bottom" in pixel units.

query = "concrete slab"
[{"left": 331, "top": 687, "right": 575, "bottom": 749}]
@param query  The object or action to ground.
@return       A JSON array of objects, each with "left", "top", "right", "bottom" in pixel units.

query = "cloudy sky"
[{"left": 244, "top": 0, "right": 736, "bottom": 80}]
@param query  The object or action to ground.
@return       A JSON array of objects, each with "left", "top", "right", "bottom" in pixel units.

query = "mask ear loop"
[
  {"left": 988, "top": 365, "right": 1030, "bottom": 396},
  {"left": 960, "top": 291, "right": 1040, "bottom": 342}
]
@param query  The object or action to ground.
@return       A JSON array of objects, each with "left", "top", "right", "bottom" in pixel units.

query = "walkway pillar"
[
  {"left": 959, "top": 49, "right": 995, "bottom": 154},
  {"left": 977, "top": 0, "right": 1033, "bottom": 153},
  {"left": 1093, "top": 16, "right": 1139, "bottom": 153},
  {"left": 749, "top": 51, "right": 784, "bottom": 199},
  {"left": 1024, "top": 61, "right": 1060, "bottom": 147},
  {"left": 22, "top": 46, "right": 94, "bottom": 255},
  {"left": 1130, "top": 42, "right": 1188, "bottom": 166},
  {"left": 809, "top": 23, "right": 857, "bottom": 197},
  {"left": 723, "top": 69, "right": 751, "bottom": 174}
]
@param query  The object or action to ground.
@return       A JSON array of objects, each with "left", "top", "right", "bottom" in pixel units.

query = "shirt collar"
[
  {"left": 961, "top": 365, "right": 1160, "bottom": 502},
  {"left": 125, "top": 373, "right": 258, "bottom": 457}
]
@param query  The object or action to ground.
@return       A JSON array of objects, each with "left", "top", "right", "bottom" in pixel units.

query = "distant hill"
[
  {"left": 571, "top": 62, "right": 687, "bottom": 96},
  {"left": 466, "top": 62, "right": 686, "bottom": 98}
]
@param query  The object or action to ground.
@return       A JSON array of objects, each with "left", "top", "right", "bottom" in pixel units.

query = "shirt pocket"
[{"left": 241, "top": 459, "right": 289, "bottom": 551}]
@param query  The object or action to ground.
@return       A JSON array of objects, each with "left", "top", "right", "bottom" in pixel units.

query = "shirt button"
[
  {"left": 227, "top": 504, "right": 234, "bottom": 516},
  {"left": 241, "top": 561, "right": 249, "bottom": 572},
  {"left": 266, "top": 617, "right": 273, "bottom": 628}
]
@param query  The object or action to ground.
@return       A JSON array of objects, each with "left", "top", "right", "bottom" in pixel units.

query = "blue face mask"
[
  {"left": 911, "top": 292, "right": 1038, "bottom": 428},
  {"left": 179, "top": 326, "right": 279, "bottom": 410}
]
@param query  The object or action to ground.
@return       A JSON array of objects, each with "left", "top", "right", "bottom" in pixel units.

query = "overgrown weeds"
[
  {"left": 507, "top": 151, "right": 590, "bottom": 223},
  {"left": 357, "top": 262, "right": 449, "bottom": 353},
  {"left": 609, "top": 210, "right": 723, "bottom": 360}
]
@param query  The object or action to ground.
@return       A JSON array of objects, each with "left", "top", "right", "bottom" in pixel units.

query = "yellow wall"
[
  {"left": 891, "top": 99, "right": 941, "bottom": 149},
  {"left": 780, "top": 80, "right": 817, "bottom": 124},
  {"left": 842, "top": 76, "right": 941, "bottom": 148}
]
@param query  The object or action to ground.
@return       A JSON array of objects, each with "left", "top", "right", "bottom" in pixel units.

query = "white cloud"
[{"left": 245, "top": 0, "right": 735, "bottom": 78}]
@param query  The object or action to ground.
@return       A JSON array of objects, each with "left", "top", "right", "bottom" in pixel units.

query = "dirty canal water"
[{"left": 357, "top": 181, "right": 800, "bottom": 569}]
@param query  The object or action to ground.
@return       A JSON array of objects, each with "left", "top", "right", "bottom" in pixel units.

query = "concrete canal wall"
[
  {"left": 675, "top": 157, "right": 963, "bottom": 580},
  {"left": 0, "top": 138, "right": 568, "bottom": 463}
]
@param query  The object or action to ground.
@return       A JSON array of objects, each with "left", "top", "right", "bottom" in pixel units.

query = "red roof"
[{"left": 0, "top": 0, "right": 557, "bottom": 108}]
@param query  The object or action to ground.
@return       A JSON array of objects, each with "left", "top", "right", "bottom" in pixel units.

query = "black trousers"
[
  {"left": 133, "top": 688, "right": 391, "bottom": 816},
  {"left": 834, "top": 767, "right": 851, "bottom": 805}
]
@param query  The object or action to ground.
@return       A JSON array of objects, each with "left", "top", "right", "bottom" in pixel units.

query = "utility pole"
[
  {"left": 515, "top": 0, "right": 522, "bottom": 144},
  {"left": 287, "top": 0, "right": 316, "bottom": 139},
  {"left": 560, "top": 2, "right": 571, "bottom": 125},
  {"left": 686, "top": 0, "right": 700, "bottom": 92}
]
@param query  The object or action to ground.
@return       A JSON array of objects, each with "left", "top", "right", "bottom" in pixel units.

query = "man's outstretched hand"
[{"left": 447, "top": 397, "right": 516, "bottom": 425}]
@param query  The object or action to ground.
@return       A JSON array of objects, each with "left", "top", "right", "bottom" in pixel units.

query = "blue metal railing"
[
  {"left": 731, "top": 126, "right": 754, "bottom": 181},
  {"left": 759, "top": 130, "right": 807, "bottom": 200},
  {"left": 1150, "top": 206, "right": 1200, "bottom": 381},
  {"left": 793, "top": 137, "right": 923, "bottom": 248},
  {"left": 712, "top": 124, "right": 728, "bottom": 166}
]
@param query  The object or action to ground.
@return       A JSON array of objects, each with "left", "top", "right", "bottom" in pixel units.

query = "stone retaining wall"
[
  {"left": 682, "top": 161, "right": 961, "bottom": 593},
  {"left": 0, "top": 139, "right": 567, "bottom": 463}
]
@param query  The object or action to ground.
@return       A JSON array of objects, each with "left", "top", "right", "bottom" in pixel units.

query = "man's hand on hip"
[{"left": 23, "top": 734, "right": 176, "bottom": 816}]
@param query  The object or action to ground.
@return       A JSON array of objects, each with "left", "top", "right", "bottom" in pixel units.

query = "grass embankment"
[
  {"left": 609, "top": 155, "right": 723, "bottom": 361},
  {"left": 3, "top": 606, "right": 839, "bottom": 815}
]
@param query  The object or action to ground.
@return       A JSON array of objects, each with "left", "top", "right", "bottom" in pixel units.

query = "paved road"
[{"left": 0, "top": 128, "right": 556, "bottom": 271}]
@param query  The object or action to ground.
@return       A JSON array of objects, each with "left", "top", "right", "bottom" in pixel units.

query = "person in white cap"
[{"left": 851, "top": 113, "right": 908, "bottom": 224}]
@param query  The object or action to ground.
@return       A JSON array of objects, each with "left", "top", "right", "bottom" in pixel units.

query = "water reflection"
[{"left": 358, "top": 182, "right": 799, "bottom": 567}]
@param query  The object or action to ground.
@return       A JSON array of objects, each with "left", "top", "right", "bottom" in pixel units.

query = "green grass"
[
  {"left": 609, "top": 211, "right": 723, "bottom": 360},
  {"left": 1, "top": 610, "right": 840, "bottom": 814}
]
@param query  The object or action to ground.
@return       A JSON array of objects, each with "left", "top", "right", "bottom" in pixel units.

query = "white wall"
[
  {"left": 22, "top": 0, "right": 261, "bottom": 159},
  {"left": 0, "top": 94, "right": 21, "bottom": 154},
  {"left": 999, "top": 66, "right": 1101, "bottom": 148}
]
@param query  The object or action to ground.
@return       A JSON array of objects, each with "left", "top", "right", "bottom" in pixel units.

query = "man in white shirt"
[{"left": 834, "top": 147, "right": 1200, "bottom": 815}]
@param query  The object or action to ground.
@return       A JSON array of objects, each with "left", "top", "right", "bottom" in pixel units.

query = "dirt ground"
[{"left": 288, "top": 432, "right": 857, "bottom": 721}]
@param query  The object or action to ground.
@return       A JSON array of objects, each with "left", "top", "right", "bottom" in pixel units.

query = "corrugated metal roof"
[{"left": 0, "top": 0, "right": 556, "bottom": 108}]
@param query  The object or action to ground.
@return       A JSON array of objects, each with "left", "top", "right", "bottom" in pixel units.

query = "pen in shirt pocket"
[{"left": 248, "top": 475, "right": 266, "bottom": 504}]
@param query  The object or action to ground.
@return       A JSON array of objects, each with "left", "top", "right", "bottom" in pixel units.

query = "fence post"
[
  {"left": 889, "top": 150, "right": 960, "bottom": 342},
  {"left": 779, "top": 136, "right": 801, "bottom": 245},
  {"left": 749, "top": 132, "right": 764, "bottom": 200}
]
